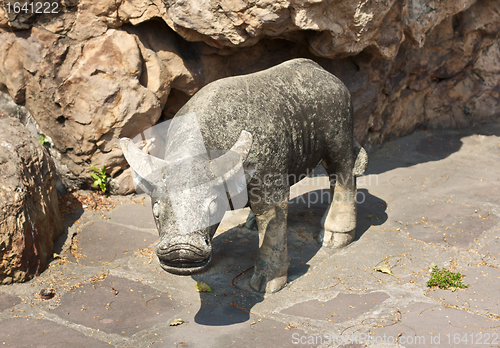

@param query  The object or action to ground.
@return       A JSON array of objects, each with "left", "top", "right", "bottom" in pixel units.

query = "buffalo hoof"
[
  {"left": 318, "top": 229, "right": 355, "bottom": 248},
  {"left": 249, "top": 271, "right": 287, "bottom": 293}
]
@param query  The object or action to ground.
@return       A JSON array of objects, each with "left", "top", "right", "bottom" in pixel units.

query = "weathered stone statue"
[{"left": 120, "top": 58, "right": 368, "bottom": 293}]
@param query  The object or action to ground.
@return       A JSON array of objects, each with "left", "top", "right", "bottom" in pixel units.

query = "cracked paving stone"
[
  {"left": 0, "top": 318, "right": 111, "bottom": 347},
  {"left": 50, "top": 276, "right": 178, "bottom": 337},
  {"left": 281, "top": 292, "right": 390, "bottom": 322},
  {"left": 72, "top": 220, "right": 157, "bottom": 266},
  {"left": 103, "top": 200, "right": 156, "bottom": 230},
  {"left": 451, "top": 185, "right": 500, "bottom": 208},
  {"left": 165, "top": 315, "right": 314, "bottom": 348},
  {"left": 370, "top": 302, "right": 499, "bottom": 348},
  {"left": 399, "top": 202, "right": 498, "bottom": 247},
  {"left": 479, "top": 235, "right": 500, "bottom": 260}
]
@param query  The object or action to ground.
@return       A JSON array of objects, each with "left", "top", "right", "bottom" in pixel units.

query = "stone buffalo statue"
[{"left": 120, "top": 58, "right": 368, "bottom": 293}]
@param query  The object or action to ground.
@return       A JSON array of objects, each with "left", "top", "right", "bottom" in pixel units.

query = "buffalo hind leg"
[
  {"left": 250, "top": 200, "right": 289, "bottom": 293},
  {"left": 319, "top": 156, "right": 357, "bottom": 248}
]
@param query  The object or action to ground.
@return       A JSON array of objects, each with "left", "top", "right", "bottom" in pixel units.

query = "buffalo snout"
[{"left": 156, "top": 233, "right": 212, "bottom": 275}]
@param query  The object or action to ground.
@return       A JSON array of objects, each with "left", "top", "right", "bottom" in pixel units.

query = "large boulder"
[
  {"left": 0, "top": 115, "right": 63, "bottom": 284},
  {"left": 0, "top": 0, "right": 499, "bottom": 191}
]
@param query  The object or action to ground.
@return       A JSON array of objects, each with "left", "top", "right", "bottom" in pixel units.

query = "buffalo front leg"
[{"left": 250, "top": 200, "right": 289, "bottom": 293}]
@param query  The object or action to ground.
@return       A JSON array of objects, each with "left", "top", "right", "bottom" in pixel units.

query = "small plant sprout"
[
  {"left": 427, "top": 265, "right": 468, "bottom": 291},
  {"left": 90, "top": 165, "right": 108, "bottom": 193},
  {"left": 39, "top": 134, "right": 49, "bottom": 146}
]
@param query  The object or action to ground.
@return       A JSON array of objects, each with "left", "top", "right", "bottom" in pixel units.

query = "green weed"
[
  {"left": 90, "top": 165, "right": 108, "bottom": 193},
  {"left": 39, "top": 134, "right": 49, "bottom": 146},
  {"left": 427, "top": 265, "right": 468, "bottom": 291}
]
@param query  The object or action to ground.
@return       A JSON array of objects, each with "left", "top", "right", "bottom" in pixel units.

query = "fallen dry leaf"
[
  {"left": 373, "top": 264, "right": 398, "bottom": 278},
  {"left": 195, "top": 281, "right": 213, "bottom": 293},
  {"left": 169, "top": 318, "right": 184, "bottom": 326}
]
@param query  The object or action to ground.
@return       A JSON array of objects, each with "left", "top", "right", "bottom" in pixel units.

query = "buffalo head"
[{"left": 120, "top": 127, "right": 253, "bottom": 275}]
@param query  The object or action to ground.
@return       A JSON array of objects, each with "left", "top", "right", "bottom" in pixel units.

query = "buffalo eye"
[
  {"left": 208, "top": 199, "right": 218, "bottom": 217},
  {"left": 152, "top": 202, "right": 160, "bottom": 219}
]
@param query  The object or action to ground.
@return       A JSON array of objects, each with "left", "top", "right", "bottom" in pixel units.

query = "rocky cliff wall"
[
  {"left": 0, "top": 0, "right": 499, "bottom": 192},
  {"left": 0, "top": 115, "right": 63, "bottom": 284}
]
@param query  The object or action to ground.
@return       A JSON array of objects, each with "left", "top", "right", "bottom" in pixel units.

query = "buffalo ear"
[{"left": 353, "top": 141, "right": 368, "bottom": 177}]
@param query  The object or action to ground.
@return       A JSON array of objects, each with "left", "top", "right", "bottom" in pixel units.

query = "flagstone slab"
[
  {"left": 281, "top": 292, "right": 390, "bottom": 322},
  {"left": 397, "top": 201, "right": 498, "bottom": 247},
  {"left": 73, "top": 221, "right": 157, "bottom": 266},
  {"left": 50, "top": 276, "right": 177, "bottom": 336},
  {"left": 103, "top": 199, "right": 156, "bottom": 231},
  {"left": 0, "top": 293, "right": 21, "bottom": 313},
  {"left": 163, "top": 315, "right": 315, "bottom": 348},
  {"left": 0, "top": 318, "right": 111, "bottom": 347},
  {"left": 370, "top": 302, "right": 499, "bottom": 348}
]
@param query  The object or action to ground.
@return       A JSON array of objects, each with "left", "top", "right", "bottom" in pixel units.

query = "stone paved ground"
[{"left": 1, "top": 124, "right": 499, "bottom": 348}]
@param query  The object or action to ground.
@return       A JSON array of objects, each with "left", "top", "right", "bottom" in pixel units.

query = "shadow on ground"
[
  {"left": 192, "top": 188, "right": 387, "bottom": 326},
  {"left": 54, "top": 191, "right": 85, "bottom": 254},
  {"left": 367, "top": 122, "right": 500, "bottom": 175}
]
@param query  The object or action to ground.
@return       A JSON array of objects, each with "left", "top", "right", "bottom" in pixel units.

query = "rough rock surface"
[
  {"left": 0, "top": 0, "right": 499, "bottom": 191},
  {"left": 0, "top": 92, "right": 70, "bottom": 194},
  {"left": 0, "top": 115, "right": 64, "bottom": 284}
]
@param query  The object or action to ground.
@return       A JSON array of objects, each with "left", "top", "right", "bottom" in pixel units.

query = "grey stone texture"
[
  {"left": 121, "top": 59, "right": 368, "bottom": 294},
  {"left": 0, "top": 124, "right": 499, "bottom": 347}
]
